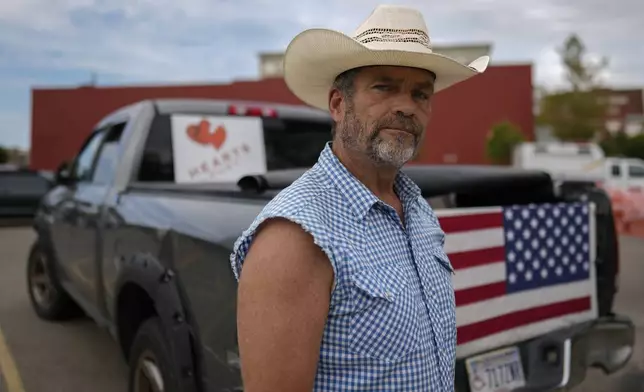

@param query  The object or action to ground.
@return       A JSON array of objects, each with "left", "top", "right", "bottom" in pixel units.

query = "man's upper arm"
[{"left": 236, "top": 217, "right": 335, "bottom": 392}]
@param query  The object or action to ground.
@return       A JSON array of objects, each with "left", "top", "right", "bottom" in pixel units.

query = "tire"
[
  {"left": 128, "top": 317, "right": 182, "bottom": 392},
  {"left": 26, "top": 240, "right": 83, "bottom": 321}
]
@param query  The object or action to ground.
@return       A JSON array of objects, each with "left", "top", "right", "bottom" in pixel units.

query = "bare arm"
[{"left": 236, "top": 218, "right": 335, "bottom": 392}]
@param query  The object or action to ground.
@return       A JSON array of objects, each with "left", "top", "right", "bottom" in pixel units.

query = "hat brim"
[{"left": 283, "top": 28, "right": 490, "bottom": 111}]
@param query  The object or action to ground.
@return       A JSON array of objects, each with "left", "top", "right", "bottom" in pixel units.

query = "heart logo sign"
[{"left": 186, "top": 119, "right": 227, "bottom": 150}]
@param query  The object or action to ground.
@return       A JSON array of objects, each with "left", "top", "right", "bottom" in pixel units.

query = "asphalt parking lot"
[{"left": 0, "top": 221, "right": 642, "bottom": 392}]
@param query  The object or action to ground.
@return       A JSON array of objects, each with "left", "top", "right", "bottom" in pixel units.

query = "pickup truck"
[{"left": 27, "top": 98, "right": 634, "bottom": 392}]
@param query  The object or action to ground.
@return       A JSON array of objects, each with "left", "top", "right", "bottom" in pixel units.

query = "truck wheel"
[
  {"left": 128, "top": 317, "right": 182, "bottom": 392},
  {"left": 26, "top": 241, "right": 82, "bottom": 321}
]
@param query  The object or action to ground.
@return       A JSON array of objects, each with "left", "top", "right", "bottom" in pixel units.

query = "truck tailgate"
[{"left": 436, "top": 201, "right": 598, "bottom": 359}]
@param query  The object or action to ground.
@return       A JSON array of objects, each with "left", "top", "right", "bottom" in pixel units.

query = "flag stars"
[
  {"left": 503, "top": 202, "right": 592, "bottom": 291},
  {"left": 508, "top": 251, "right": 516, "bottom": 262},
  {"left": 523, "top": 229, "right": 531, "bottom": 240}
]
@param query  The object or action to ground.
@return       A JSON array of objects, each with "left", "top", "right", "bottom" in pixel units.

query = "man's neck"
[{"left": 331, "top": 142, "right": 399, "bottom": 200}]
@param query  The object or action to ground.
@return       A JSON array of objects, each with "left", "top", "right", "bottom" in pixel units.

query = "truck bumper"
[
  {"left": 456, "top": 314, "right": 635, "bottom": 392},
  {"left": 517, "top": 314, "right": 634, "bottom": 391}
]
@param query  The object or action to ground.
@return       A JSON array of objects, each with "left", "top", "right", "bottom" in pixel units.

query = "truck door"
[
  {"left": 51, "top": 129, "right": 106, "bottom": 292},
  {"left": 66, "top": 122, "right": 127, "bottom": 318},
  {"left": 625, "top": 161, "right": 644, "bottom": 193}
]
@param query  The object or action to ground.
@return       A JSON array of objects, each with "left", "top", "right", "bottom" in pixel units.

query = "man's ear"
[{"left": 328, "top": 89, "right": 344, "bottom": 123}]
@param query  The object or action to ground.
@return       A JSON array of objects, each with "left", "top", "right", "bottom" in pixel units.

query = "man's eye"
[
  {"left": 414, "top": 91, "right": 430, "bottom": 100},
  {"left": 373, "top": 85, "right": 391, "bottom": 91}
]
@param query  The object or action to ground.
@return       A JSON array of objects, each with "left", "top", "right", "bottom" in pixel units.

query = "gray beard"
[{"left": 338, "top": 110, "right": 419, "bottom": 169}]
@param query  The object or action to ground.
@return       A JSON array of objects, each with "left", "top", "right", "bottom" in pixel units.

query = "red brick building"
[{"left": 30, "top": 64, "right": 535, "bottom": 171}]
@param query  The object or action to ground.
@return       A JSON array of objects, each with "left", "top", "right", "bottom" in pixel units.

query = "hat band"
[{"left": 353, "top": 28, "right": 431, "bottom": 49}]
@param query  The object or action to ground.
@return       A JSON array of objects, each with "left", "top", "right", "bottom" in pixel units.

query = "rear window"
[{"left": 136, "top": 114, "right": 331, "bottom": 183}]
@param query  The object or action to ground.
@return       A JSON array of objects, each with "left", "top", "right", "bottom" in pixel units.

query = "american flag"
[{"left": 436, "top": 202, "right": 598, "bottom": 358}]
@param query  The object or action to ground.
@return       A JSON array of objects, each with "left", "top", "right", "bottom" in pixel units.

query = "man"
[{"left": 230, "top": 5, "right": 489, "bottom": 391}]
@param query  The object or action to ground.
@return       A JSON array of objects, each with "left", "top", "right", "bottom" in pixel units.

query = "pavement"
[{"left": 0, "top": 221, "right": 642, "bottom": 392}]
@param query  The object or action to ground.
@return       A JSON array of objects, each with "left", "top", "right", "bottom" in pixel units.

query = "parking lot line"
[{"left": 0, "top": 324, "right": 25, "bottom": 392}]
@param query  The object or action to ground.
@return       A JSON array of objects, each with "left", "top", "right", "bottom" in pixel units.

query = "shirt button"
[{"left": 385, "top": 291, "right": 392, "bottom": 299}]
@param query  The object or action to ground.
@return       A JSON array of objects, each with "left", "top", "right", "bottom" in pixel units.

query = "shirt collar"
[{"left": 317, "top": 142, "right": 422, "bottom": 220}]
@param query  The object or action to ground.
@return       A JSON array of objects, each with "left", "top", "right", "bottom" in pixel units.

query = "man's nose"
[{"left": 390, "top": 93, "right": 417, "bottom": 117}]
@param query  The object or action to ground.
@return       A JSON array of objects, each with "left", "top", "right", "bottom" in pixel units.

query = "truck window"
[
  {"left": 92, "top": 122, "right": 127, "bottom": 185},
  {"left": 136, "top": 114, "right": 331, "bottom": 183},
  {"left": 628, "top": 165, "right": 644, "bottom": 178},
  {"left": 611, "top": 164, "right": 621, "bottom": 177},
  {"left": 71, "top": 130, "right": 106, "bottom": 182},
  {"left": 262, "top": 117, "right": 331, "bottom": 170}
]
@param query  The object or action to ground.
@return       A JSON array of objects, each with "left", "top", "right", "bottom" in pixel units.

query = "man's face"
[{"left": 329, "top": 65, "right": 435, "bottom": 168}]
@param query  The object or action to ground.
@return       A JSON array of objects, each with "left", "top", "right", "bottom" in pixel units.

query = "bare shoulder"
[
  {"left": 239, "top": 216, "right": 335, "bottom": 297},
  {"left": 236, "top": 217, "right": 335, "bottom": 391}
]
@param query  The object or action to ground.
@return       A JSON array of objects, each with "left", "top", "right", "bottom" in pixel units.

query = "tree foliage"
[
  {"left": 537, "top": 34, "right": 608, "bottom": 142},
  {"left": 601, "top": 132, "right": 644, "bottom": 160},
  {"left": 0, "top": 146, "right": 8, "bottom": 164},
  {"left": 485, "top": 121, "right": 525, "bottom": 165}
]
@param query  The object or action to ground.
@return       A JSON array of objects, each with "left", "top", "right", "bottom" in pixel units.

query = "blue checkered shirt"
[{"left": 231, "top": 142, "right": 456, "bottom": 391}]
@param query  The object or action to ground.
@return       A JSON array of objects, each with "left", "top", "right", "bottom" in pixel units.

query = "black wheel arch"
[{"left": 114, "top": 250, "right": 204, "bottom": 392}]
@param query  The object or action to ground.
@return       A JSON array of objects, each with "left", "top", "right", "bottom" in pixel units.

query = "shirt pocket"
[
  {"left": 430, "top": 251, "right": 457, "bottom": 352},
  {"left": 349, "top": 263, "right": 420, "bottom": 362}
]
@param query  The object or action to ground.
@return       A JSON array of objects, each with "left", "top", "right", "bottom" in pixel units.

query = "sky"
[{"left": 1, "top": 0, "right": 643, "bottom": 150}]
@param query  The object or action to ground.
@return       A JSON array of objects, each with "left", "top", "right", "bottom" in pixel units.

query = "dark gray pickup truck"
[{"left": 27, "top": 98, "right": 634, "bottom": 392}]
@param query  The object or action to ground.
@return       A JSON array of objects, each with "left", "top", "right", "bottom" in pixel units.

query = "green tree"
[
  {"left": 623, "top": 134, "right": 644, "bottom": 160},
  {"left": 600, "top": 131, "right": 629, "bottom": 157},
  {"left": 485, "top": 121, "right": 525, "bottom": 165},
  {"left": 537, "top": 34, "right": 608, "bottom": 141},
  {"left": 0, "top": 146, "right": 8, "bottom": 164}
]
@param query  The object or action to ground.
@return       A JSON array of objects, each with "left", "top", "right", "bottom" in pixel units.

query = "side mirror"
[{"left": 55, "top": 161, "right": 74, "bottom": 185}]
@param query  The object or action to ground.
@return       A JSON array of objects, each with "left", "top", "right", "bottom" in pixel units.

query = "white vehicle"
[
  {"left": 602, "top": 157, "right": 644, "bottom": 192},
  {"left": 512, "top": 142, "right": 606, "bottom": 183}
]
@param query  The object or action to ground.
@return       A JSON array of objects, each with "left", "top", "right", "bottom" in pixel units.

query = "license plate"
[{"left": 465, "top": 346, "right": 526, "bottom": 392}]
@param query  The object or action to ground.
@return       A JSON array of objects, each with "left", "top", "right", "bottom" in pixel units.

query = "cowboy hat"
[{"left": 283, "top": 4, "right": 490, "bottom": 111}]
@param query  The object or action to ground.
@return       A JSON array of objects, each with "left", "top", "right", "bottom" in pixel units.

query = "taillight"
[{"left": 227, "top": 105, "right": 277, "bottom": 117}]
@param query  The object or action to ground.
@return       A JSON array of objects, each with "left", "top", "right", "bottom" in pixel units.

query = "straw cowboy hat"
[{"left": 283, "top": 4, "right": 490, "bottom": 111}]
